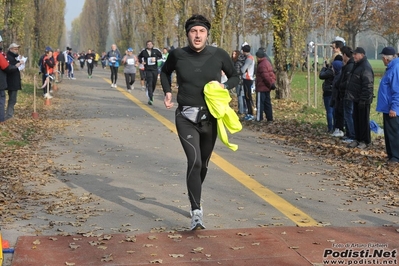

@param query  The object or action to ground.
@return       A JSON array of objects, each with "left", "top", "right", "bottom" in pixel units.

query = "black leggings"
[
  {"left": 243, "top": 79, "right": 254, "bottom": 115},
  {"left": 87, "top": 62, "right": 94, "bottom": 75},
  {"left": 110, "top": 66, "right": 118, "bottom": 83},
  {"left": 175, "top": 109, "right": 217, "bottom": 211}
]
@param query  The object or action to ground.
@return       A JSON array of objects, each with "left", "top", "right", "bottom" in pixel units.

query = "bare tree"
[{"left": 335, "top": 0, "right": 378, "bottom": 48}]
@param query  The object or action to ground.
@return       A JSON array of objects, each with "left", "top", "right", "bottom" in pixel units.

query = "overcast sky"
[{"left": 65, "top": 0, "right": 84, "bottom": 30}]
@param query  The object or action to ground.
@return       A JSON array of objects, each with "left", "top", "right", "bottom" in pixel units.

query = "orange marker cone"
[
  {"left": 44, "top": 97, "right": 51, "bottom": 106},
  {"left": 2, "top": 239, "right": 9, "bottom": 249}
]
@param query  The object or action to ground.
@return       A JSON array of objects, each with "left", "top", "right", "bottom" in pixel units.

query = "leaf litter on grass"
[{"left": 240, "top": 101, "right": 399, "bottom": 214}]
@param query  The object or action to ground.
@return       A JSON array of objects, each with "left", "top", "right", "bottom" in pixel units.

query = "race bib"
[
  {"left": 147, "top": 57, "right": 156, "bottom": 66},
  {"left": 87, "top": 59, "right": 93, "bottom": 63},
  {"left": 127, "top": 58, "right": 135, "bottom": 65}
]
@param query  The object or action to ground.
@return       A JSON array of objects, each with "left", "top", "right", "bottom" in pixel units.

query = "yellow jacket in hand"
[{"left": 204, "top": 81, "right": 242, "bottom": 151}]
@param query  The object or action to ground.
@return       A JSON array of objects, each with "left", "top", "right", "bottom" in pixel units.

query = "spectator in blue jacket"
[{"left": 376, "top": 47, "right": 399, "bottom": 165}]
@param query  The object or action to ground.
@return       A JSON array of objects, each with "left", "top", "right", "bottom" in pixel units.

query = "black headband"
[{"left": 185, "top": 22, "right": 209, "bottom": 35}]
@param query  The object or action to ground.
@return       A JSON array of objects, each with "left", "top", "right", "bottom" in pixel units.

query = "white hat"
[
  {"left": 333, "top": 36, "right": 346, "bottom": 45},
  {"left": 241, "top": 41, "right": 249, "bottom": 47},
  {"left": 0, "top": 35, "right": 2, "bottom": 42},
  {"left": 9, "top": 43, "right": 20, "bottom": 49}
]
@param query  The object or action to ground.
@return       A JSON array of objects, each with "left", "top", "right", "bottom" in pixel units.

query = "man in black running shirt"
[
  {"left": 161, "top": 14, "right": 239, "bottom": 230},
  {"left": 138, "top": 41, "right": 162, "bottom": 105},
  {"left": 85, "top": 49, "right": 95, "bottom": 78}
]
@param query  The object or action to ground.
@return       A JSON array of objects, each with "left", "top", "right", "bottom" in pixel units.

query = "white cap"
[
  {"left": 9, "top": 43, "right": 20, "bottom": 49},
  {"left": 333, "top": 36, "right": 346, "bottom": 45},
  {"left": 0, "top": 35, "right": 2, "bottom": 42},
  {"left": 241, "top": 41, "right": 248, "bottom": 47}
]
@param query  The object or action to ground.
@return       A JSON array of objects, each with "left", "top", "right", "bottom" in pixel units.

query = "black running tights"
[{"left": 175, "top": 109, "right": 217, "bottom": 211}]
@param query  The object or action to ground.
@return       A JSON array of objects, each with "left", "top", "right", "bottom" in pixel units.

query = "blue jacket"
[
  {"left": 376, "top": 57, "right": 399, "bottom": 115},
  {"left": 107, "top": 49, "right": 121, "bottom": 67}
]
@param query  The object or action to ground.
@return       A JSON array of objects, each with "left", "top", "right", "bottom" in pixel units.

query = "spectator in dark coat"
[
  {"left": 338, "top": 46, "right": 355, "bottom": 143},
  {"left": 231, "top": 49, "right": 246, "bottom": 114},
  {"left": 346, "top": 47, "right": 374, "bottom": 149},
  {"left": 319, "top": 55, "right": 343, "bottom": 134},
  {"left": 254, "top": 48, "right": 276, "bottom": 122},
  {"left": 0, "top": 37, "right": 19, "bottom": 122},
  {"left": 6, "top": 43, "right": 23, "bottom": 120}
]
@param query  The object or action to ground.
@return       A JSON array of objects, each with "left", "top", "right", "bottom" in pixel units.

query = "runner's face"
[
  {"left": 187, "top": 26, "right": 208, "bottom": 52},
  {"left": 146, "top": 42, "right": 153, "bottom": 49}
]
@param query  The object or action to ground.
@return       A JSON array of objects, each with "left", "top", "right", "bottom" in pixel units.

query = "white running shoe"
[
  {"left": 190, "top": 206, "right": 203, "bottom": 217},
  {"left": 190, "top": 209, "right": 205, "bottom": 230},
  {"left": 111, "top": 84, "right": 114, "bottom": 88}
]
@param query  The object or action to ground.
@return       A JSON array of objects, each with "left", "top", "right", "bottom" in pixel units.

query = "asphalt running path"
[{"left": 2, "top": 66, "right": 399, "bottom": 265}]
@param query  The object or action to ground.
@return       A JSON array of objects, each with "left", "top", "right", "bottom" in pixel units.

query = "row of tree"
[
  {"left": 1, "top": 0, "right": 398, "bottom": 99},
  {"left": 0, "top": 0, "right": 66, "bottom": 68}
]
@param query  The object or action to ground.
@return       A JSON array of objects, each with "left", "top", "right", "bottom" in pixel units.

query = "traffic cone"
[
  {"left": 44, "top": 97, "right": 51, "bottom": 106},
  {"left": 32, "top": 112, "right": 39, "bottom": 119}
]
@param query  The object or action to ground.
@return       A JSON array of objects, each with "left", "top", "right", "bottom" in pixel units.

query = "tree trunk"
[{"left": 275, "top": 70, "right": 291, "bottom": 99}]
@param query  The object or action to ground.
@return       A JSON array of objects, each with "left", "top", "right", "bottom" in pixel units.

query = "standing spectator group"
[{"left": 316, "top": 37, "right": 375, "bottom": 150}]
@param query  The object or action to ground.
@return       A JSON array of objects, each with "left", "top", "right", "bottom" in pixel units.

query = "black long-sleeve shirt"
[
  {"left": 138, "top": 48, "right": 162, "bottom": 71},
  {"left": 160, "top": 45, "right": 239, "bottom": 107}
]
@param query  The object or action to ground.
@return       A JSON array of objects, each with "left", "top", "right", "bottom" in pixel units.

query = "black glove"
[
  {"left": 358, "top": 101, "right": 366, "bottom": 109},
  {"left": 271, "top": 83, "right": 276, "bottom": 90}
]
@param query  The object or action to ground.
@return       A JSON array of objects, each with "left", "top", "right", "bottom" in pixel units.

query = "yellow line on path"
[
  {"left": 106, "top": 78, "right": 319, "bottom": 227},
  {"left": 211, "top": 153, "right": 319, "bottom": 226}
]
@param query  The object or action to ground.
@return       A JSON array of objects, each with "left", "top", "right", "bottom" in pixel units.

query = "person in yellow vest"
[{"left": 94, "top": 51, "right": 100, "bottom": 67}]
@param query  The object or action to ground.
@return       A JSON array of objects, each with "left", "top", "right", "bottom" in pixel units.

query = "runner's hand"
[{"left": 164, "top": 92, "right": 174, "bottom": 109}]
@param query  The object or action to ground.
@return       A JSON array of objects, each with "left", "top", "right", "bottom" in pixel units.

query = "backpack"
[{"left": 38, "top": 55, "right": 45, "bottom": 73}]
